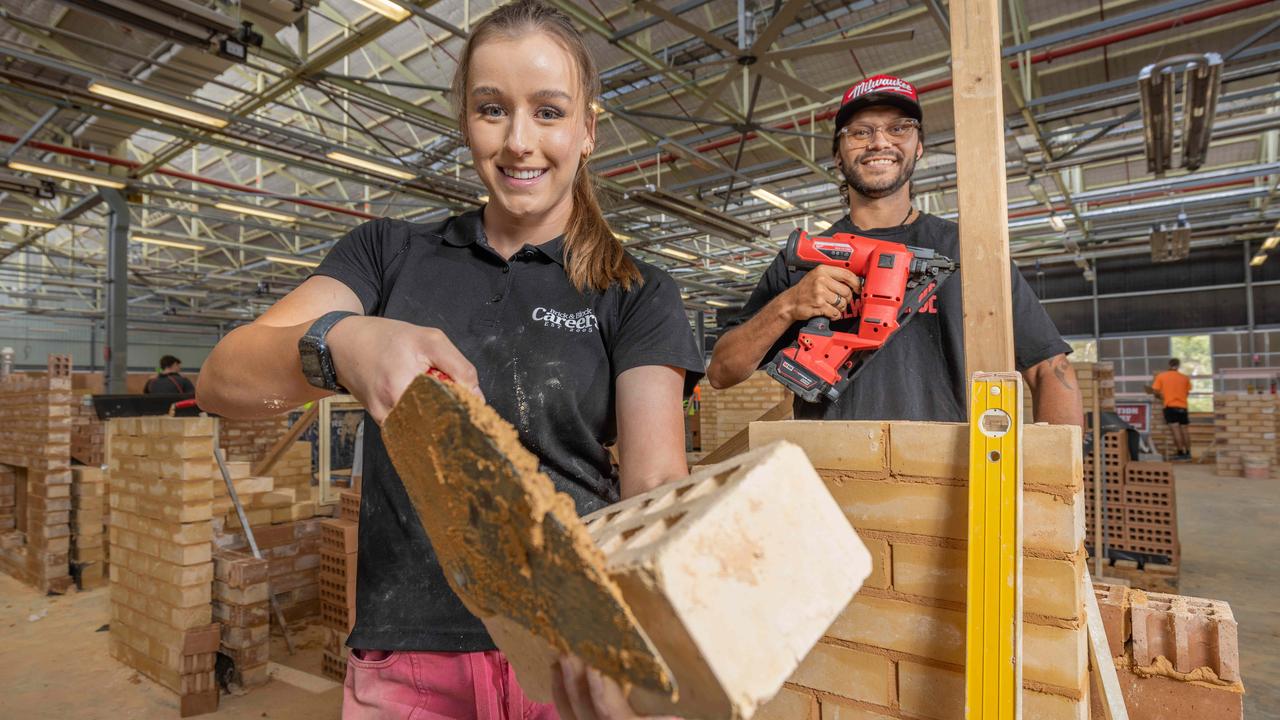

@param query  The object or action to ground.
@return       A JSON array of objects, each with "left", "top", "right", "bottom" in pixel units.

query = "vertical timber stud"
[
  {"left": 950, "top": 0, "right": 1016, "bottom": 375},
  {"left": 967, "top": 372, "right": 1023, "bottom": 720}
]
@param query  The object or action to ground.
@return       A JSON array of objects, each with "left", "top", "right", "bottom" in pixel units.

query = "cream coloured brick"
[
  {"left": 862, "top": 537, "right": 891, "bottom": 590},
  {"left": 1025, "top": 491, "right": 1083, "bottom": 553},
  {"left": 755, "top": 688, "right": 817, "bottom": 720},
  {"left": 829, "top": 595, "right": 965, "bottom": 664},
  {"left": 897, "top": 661, "right": 963, "bottom": 720},
  {"left": 889, "top": 422, "right": 967, "bottom": 478},
  {"left": 891, "top": 542, "right": 964, "bottom": 603},
  {"left": 1024, "top": 622, "right": 1088, "bottom": 692},
  {"left": 1023, "top": 690, "right": 1087, "bottom": 720},
  {"left": 1024, "top": 556, "right": 1084, "bottom": 621},
  {"left": 820, "top": 698, "right": 896, "bottom": 719},
  {"left": 1023, "top": 424, "right": 1083, "bottom": 488},
  {"left": 826, "top": 479, "right": 967, "bottom": 539},
  {"left": 790, "top": 642, "right": 894, "bottom": 706},
  {"left": 750, "top": 421, "right": 887, "bottom": 473}
]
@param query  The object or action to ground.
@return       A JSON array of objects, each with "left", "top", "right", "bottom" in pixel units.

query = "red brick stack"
[
  {"left": 70, "top": 394, "right": 104, "bottom": 466},
  {"left": 319, "top": 503, "right": 358, "bottom": 681},
  {"left": 70, "top": 465, "right": 107, "bottom": 589},
  {"left": 107, "top": 416, "right": 219, "bottom": 716},
  {"left": 212, "top": 548, "right": 271, "bottom": 689}
]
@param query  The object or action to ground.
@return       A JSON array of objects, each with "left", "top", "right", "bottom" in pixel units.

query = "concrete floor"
[
  {"left": 1173, "top": 463, "right": 1280, "bottom": 717},
  {"left": 0, "top": 464, "right": 1275, "bottom": 718}
]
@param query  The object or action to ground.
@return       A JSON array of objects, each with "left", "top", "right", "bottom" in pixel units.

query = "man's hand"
[
  {"left": 552, "top": 656, "right": 680, "bottom": 720},
  {"left": 327, "top": 316, "right": 482, "bottom": 424},
  {"left": 779, "top": 265, "right": 862, "bottom": 323}
]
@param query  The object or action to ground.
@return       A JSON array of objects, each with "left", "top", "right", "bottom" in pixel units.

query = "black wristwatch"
[{"left": 299, "top": 311, "right": 356, "bottom": 392}]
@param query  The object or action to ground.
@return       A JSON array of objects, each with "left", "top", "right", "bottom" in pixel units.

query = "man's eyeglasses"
[{"left": 837, "top": 118, "right": 921, "bottom": 146}]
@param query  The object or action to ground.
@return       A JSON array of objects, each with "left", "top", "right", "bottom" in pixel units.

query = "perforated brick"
[
  {"left": 1131, "top": 591, "right": 1239, "bottom": 683},
  {"left": 1124, "top": 462, "right": 1174, "bottom": 487},
  {"left": 1124, "top": 485, "right": 1175, "bottom": 509}
]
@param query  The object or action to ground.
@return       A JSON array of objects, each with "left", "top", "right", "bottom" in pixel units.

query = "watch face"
[{"left": 299, "top": 336, "right": 327, "bottom": 387}]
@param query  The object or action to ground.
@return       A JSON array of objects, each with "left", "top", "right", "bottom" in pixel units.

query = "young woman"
[{"left": 196, "top": 1, "right": 701, "bottom": 717}]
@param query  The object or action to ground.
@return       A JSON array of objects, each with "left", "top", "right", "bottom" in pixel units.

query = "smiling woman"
[{"left": 197, "top": 2, "right": 704, "bottom": 719}]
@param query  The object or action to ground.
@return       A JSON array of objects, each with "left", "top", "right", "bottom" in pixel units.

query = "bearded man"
[{"left": 707, "top": 75, "right": 1083, "bottom": 426}]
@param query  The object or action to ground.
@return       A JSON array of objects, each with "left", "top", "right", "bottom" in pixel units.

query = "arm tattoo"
[{"left": 1051, "top": 355, "right": 1076, "bottom": 391}]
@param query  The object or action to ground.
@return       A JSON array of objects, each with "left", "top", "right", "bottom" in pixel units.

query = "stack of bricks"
[
  {"left": 1092, "top": 583, "right": 1242, "bottom": 719},
  {"left": 218, "top": 415, "right": 291, "bottom": 463},
  {"left": 1084, "top": 432, "right": 1180, "bottom": 588},
  {"left": 263, "top": 442, "right": 316, "bottom": 523},
  {"left": 695, "top": 371, "right": 790, "bottom": 456},
  {"left": 749, "top": 420, "right": 1089, "bottom": 720},
  {"left": 107, "top": 416, "right": 220, "bottom": 716},
  {"left": 70, "top": 394, "right": 105, "bottom": 466},
  {"left": 0, "top": 370, "right": 74, "bottom": 593},
  {"left": 319, "top": 499, "right": 359, "bottom": 682},
  {"left": 1212, "top": 392, "right": 1278, "bottom": 477},
  {"left": 70, "top": 465, "right": 108, "bottom": 590},
  {"left": 0, "top": 464, "right": 14, "bottom": 531},
  {"left": 217, "top": 517, "right": 324, "bottom": 623},
  {"left": 212, "top": 548, "right": 271, "bottom": 689},
  {"left": 211, "top": 447, "right": 316, "bottom": 532}
]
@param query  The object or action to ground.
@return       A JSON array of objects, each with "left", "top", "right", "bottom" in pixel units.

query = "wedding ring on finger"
[{"left": 834, "top": 294, "right": 843, "bottom": 308}]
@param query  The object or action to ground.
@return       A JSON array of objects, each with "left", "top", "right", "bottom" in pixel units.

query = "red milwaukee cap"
[{"left": 834, "top": 74, "right": 922, "bottom": 133}]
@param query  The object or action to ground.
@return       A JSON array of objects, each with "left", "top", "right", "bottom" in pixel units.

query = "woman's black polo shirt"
[{"left": 312, "top": 211, "right": 704, "bottom": 652}]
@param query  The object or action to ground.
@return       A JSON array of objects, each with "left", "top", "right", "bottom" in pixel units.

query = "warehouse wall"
[{"left": 0, "top": 315, "right": 220, "bottom": 372}]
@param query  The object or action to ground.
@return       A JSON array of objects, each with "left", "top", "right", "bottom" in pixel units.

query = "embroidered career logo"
[{"left": 532, "top": 306, "right": 599, "bottom": 333}]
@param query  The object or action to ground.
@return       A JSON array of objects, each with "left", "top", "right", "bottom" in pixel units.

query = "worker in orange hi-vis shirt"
[{"left": 1149, "top": 358, "right": 1193, "bottom": 461}]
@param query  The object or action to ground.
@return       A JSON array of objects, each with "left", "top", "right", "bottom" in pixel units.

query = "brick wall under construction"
[
  {"left": 749, "top": 420, "right": 1089, "bottom": 719},
  {"left": 1213, "top": 392, "right": 1279, "bottom": 477}
]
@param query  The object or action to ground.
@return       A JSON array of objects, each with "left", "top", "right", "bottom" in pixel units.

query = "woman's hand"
[
  {"left": 552, "top": 656, "right": 680, "bottom": 720},
  {"left": 327, "top": 316, "right": 482, "bottom": 424},
  {"left": 781, "top": 265, "right": 862, "bottom": 322}
]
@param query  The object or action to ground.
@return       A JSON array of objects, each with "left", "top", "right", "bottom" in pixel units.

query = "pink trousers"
[{"left": 343, "top": 649, "right": 559, "bottom": 720}]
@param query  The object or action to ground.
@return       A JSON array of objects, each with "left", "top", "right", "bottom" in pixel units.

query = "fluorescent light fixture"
[
  {"left": 612, "top": 232, "right": 631, "bottom": 241},
  {"left": 326, "top": 150, "right": 416, "bottom": 181},
  {"left": 266, "top": 255, "right": 320, "bottom": 268},
  {"left": 1263, "top": 236, "right": 1280, "bottom": 252},
  {"left": 706, "top": 299, "right": 730, "bottom": 308},
  {"left": 133, "top": 235, "right": 205, "bottom": 251},
  {"left": 350, "top": 0, "right": 410, "bottom": 21},
  {"left": 478, "top": 194, "right": 490, "bottom": 203},
  {"left": 8, "top": 159, "right": 126, "bottom": 190},
  {"left": 720, "top": 263, "right": 750, "bottom": 276},
  {"left": 1138, "top": 53, "right": 1221, "bottom": 175},
  {"left": 0, "top": 214, "right": 57, "bottom": 229},
  {"left": 215, "top": 201, "right": 297, "bottom": 223},
  {"left": 1251, "top": 253, "right": 1267, "bottom": 267},
  {"left": 750, "top": 187, "right": 795, "bottom": 210},
  {"left": 1048, "top": 213, "right": 1066, "bottom": 232},
  {"left": 88, "top": 81, "right": 228, "bottom": 129},
  {"left": 658, "top": 246, "right": 697, "bottom": 261},
  {"left": 813, "top": 221, "right": 832, "bottom": 233}
]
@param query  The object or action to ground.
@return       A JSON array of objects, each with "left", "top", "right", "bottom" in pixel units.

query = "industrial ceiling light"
[
  {"left": 612, "top": 232, "right": 632, "bottom": 242},
  {"left": 326, "top": 150, "right": 416, "bottom": 181},
  {"left": 133, "top": 235, "right": 205, "bottom": 251},
  {"left": 1138, "top": 53, "right": 1222, "bottom": 176},
  {"left": 658, "top": 246, "right": 697, "bottom": 261},
  {"left": 8, "top": 159, "right": 126, "bottom": 190},
  {"left": 720, "top": 263, "right": 750, "bottom": 276},
  {"left": 1250, "top": 253, "right": 1267, "bottom": 267},
  {"left": 266, "top": 255, "right": 320, "bottom": 268},
  {"left": 0, "top": 214, "right": 57, "bottom": 229},
  {"left": 1047, "top": 213, "right": 1066, "bottom": 233},
  {"left": 1263, "top": 236, "right": 1280, "bottom": 252},
  {"left": 750, "top": 187, "right": 795, "bottom": 211},
  {"left": 706, "top": 299, "right": 730, "bottom": 308},
  {"left": 88, "top": 81, "right": 229, "bottom": 129},
  {"left": 1150, "top": 214, "right": 1192, "bottom": 263},
  {"left": 214, "top": 201, "right": 297, "bottom": 223},
  {"left": 350, "top": 0, "right": 410, "bottom": 21}
]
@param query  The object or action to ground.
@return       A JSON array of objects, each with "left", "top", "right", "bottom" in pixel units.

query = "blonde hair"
[{"left": 451, "top": 0, "right": 641, "bottom": 293}]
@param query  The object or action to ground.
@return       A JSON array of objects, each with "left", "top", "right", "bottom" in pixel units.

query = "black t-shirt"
[
  {"left": 728, "top": 212, "right": 1070, "bottom": 422},
  {"left": 143, "top": 373, "right": 194, "bottom": 394},
  {"left": 313, "top": 211, "right": 704, "bottom": 651}
]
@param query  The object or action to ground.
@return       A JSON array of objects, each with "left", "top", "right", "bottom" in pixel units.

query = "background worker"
[
  {"left": 707, "top": 75, "right": 1082, "bottom": 427},
  {"left": 197, "top": 2, "right": 701, "bottom": 717},
  {"left": 1150, "top": 358, "right": 1193, "bottom": 460},
  {"left": 142, "top": 354, "right": 194, "bottom": 394}
]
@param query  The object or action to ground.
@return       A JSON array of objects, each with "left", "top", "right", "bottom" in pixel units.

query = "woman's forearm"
[{"left": 196, "top": 321, "right": 329, "bottom": 419}]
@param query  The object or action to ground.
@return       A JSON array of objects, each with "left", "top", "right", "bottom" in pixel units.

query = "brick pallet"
[
  {"left": 1213, "top": 392, "right": 1279, "bottom": 477},
  {"left": 0, "top": 372, "right": 74, "bottom": 593},
  {"left": 1084, "top": 430, "right": 1181, "bottom": 582},
  {"left": 212, "top": 548, "right": 271, "bottom": 689},
  {"left": 1093, "top": 583, "right": 1242, "bottom": 719},
  {"left": 70, "top": 465, "right": 108, "bottom": 589},
  {"left": 106, "top": 416, "right": 219, "bottom": 716},
  {"left": 318, "top": 508, "right": 358, "bottom": 682},
  {"left": 745, "top": 420, "right": 1090, "bottom": 720}
]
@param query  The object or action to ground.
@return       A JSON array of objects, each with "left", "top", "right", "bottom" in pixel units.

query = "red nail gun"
[{"left": 764, "top": 228, "right": 957, "bottom": 403}]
